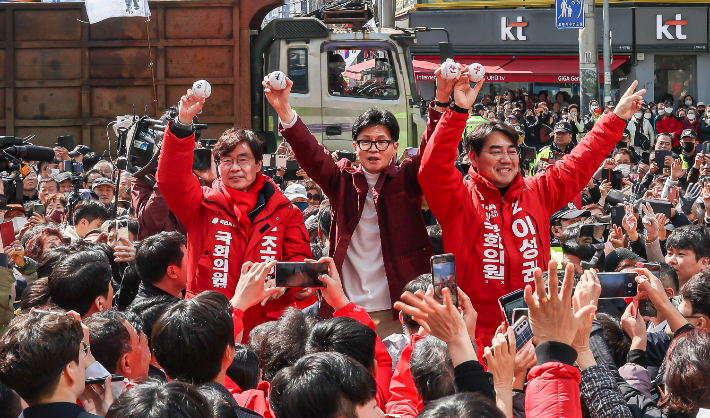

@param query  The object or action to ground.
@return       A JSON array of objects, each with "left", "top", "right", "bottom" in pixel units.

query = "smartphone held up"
[{"left": 431, "top": 254, "right": 457, "bottom": 307}]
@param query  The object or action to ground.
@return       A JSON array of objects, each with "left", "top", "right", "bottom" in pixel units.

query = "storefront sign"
[
  {"left": 410, "top": 8, "right": 632, "bottom": 54},
  {"left": 635, "top": 8, "right": 707, "bottom": 51}
]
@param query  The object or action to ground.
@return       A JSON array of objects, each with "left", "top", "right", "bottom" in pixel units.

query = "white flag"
[{"left": 85, "top": 0, "right": 150, "bottom": 24}]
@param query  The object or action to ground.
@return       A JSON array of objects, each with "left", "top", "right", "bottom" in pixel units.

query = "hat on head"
[
  {"left": 91, "top": 177, "right": 115, "bottom": 190},
  {"left": 605, "top": 101, "right": 615, "bottom": 108},
  {"left": 513, "top": 124, "right": 525, "bottom": 135},
  {"left": 550, "top": 203, "right": 591, "bottom": 224},
  {"left": 623, "top": 129, "right": 631, "bottom": 138},
  {"left": 284, "top": 183, "right": 307, "bottom": 201},
  {"left": 681, "top": 129, "right": 698, "bottom": 140},
  {"left": 553, "top": 121, "right": 572, "bottom": 134},
  {"left": 473, "top": 103, "right": 485, "bottom": 112},
  {"left": 697, "top": 102, "right": 706, "bottom": 107},
  {"left": 305, "top": 215, "right": 319, "bottom": 231},
  {"left": 55, "top": 172, "right": 72, "bottom": 183},
  {"left": 68, "top": 145, "right": 92, "bottom": 157}
]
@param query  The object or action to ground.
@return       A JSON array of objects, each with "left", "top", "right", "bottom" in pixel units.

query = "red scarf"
[{"left": 218, "top": 173, "right": 265, "bottom": 228}]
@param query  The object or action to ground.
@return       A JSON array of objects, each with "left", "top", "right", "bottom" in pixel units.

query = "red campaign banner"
[{"left": 415, "top": 73, "right": 581, "bottom": 83}]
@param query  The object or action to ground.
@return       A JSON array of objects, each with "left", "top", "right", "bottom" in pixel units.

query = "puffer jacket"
[
  {"left": 157, "top": 122, "right": 313, "bottom": 342},
  {"left": 419, "top": 109, "right": 626, "bottom": 344},
  {"left": 525, "top": 342, "right": 583, "bottom": 418}
]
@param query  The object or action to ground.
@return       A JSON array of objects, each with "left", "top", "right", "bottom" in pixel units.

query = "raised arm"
[
  {"left": 534, "top": 81, "right": 646, "bottom": 213},
  {"left": 156, "top": 90, "right": 208, "bottom": 230},
  {"left": 265, "top": 76, "right": 341, "bottom": 198},
  {"left": 419, "top": 67, "right": 484, "bottom": 226}
]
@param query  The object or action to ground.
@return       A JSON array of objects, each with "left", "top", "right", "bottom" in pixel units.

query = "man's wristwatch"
[
  {"left": 172, "top": 117, "right": 194, "bottom": 131},
  {"left": 434, "top": 99, "right": 452, "bottom": 108}
]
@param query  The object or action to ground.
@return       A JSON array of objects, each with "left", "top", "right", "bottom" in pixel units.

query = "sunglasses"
[{"left": 307, "top": 193, "right": 321, "bottom": 200}]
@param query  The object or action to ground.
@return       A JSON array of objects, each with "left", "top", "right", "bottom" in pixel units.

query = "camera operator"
[{"left": 155, "top": 88, "right": 313, "bottom": 342}]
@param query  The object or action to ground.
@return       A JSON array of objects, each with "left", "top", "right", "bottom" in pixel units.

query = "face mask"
[
  {"left": 688, "top": 114, "right": 696, "bottom": 120},
  {"left": 615, "top": 164, "right": 631, "bottom": 176},
  {"left": 634, "top": 112, "right": 642, "bottom": 119},
  {"left": 682, "top": 141, "right": 696, "bottom": 153},
  {"left": 686, "top": 100, "right": 693, "bottom": 106},
  {"left": 644, "top": 113, "right": 652, "bottom": 119},
  {"left": 552, "top": 115, "right": 559, "bottom": 122},
  {"left": 49, "top": 168, "right": 59, "bottom": 178},
  {"left": 590, "top": 106, "right": 598, "bottom": 112},
  {"left": 658, "top": 108, "right": 665, "bottom": 115},
  {"left": 293, "top": 201, "right": 308, "bottom": 212},
  {"left": 665, "top": 107, "right": 673, "bottom": 114},
  {"left": 570, "top": 111, "right": 577, "bottom": 117}
]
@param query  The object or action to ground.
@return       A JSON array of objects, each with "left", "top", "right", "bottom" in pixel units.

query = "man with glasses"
[
  {"left": 418, "top": 70, "right": 645, "bottom": 345},
  {"left": 262, "top": 70, "right": 455, "bottom": 337},
  {"left": 156, "top": 89, "right": 312, "bottom": 342}
]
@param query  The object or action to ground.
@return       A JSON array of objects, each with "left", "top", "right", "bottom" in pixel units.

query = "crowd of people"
[{"left": 0, "top": 60, "right": 709, "bottom": 418}]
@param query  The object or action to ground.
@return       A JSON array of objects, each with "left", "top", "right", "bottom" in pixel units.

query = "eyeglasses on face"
[
  {"left": 481, "top": 149, "right": 521, "bottom": 160},
  {"left": 307, "top": 193, "right": 321, "bottom": 200},
  {"left": 355, "top": 140, "right": 395, "bottom": 152},
  {"left": 219, "top": 157, "right": 254, "bottom": 169}
]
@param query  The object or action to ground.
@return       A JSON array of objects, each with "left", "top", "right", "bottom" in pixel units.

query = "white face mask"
[
  {"left": 570, "top": 111, "right": 577, "bottom": 117},
  {"left": 665, "top": 107, "right": 673, "bottom": 114},
  {"left": 644, "top": 113, "right": 652, "bottom": 119},
  {"left": 634, "top": 112, "right": 642, "bottom": 119},
  {"left": 658, "top": 108, "right": 665, "bottom": 115},
  {"left": 615, "top": 164, "right": 631, "bottom": 176},
  {"left": 688, "top": 114, "right": 696, "bottom": 120},
  {"left": 590, "top": 106, "right": 598, "bottom": 112},
  {"left": 686, "top": 100, "right": 693, "bottom": 106},
  {"left": 49, "top": 168, "right": 59, "bottom": 178}
]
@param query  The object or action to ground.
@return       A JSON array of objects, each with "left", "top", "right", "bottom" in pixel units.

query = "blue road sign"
[{"left": 556, "top": 0, "right": 585, "bottom": 30}]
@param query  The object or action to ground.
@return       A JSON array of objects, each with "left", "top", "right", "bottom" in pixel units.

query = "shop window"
[
  {"left": 654, "top": 55, "right": 695, "bottom": 104},
  {"left": 288, "top": 49, "right": 308, "bottom": 94},
  {"left": 327, "top": 49, "right": 399, "bottom": 99}
]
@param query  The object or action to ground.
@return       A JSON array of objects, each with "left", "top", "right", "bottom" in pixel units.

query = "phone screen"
[
  {"left": 637, "top": 299, "right": 658, "bottom": 317},
  {"left": 431, "top": 254, "right": 457, "bottom": 307},
  {"left": 193, "top": 149, "right": 212, "bottom": 170},
  {"left": 275, "top": 262, "right": 328, "bottom": 287},
  {"left": 597, "top": 272, "right": 638, "bottom": 298},
  {"left": 407, "top": 148, "right": 419, "bottom": 156},
  {"left": 512, "top": 307, "right": 529, "bottom": 324},
  {"left": 499, "top": 289, "right": 527, "bottom": 325}
]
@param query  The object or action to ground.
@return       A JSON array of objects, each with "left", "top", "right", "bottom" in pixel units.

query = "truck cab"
[{"left": 253, "top": 17, "right": 427, "bottom": 155}]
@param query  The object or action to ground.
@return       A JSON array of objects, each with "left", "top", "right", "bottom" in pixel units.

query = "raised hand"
[
  {"left": 263, "top": 74, "right": 295, "bottom": 123},
  {"left": 680, "top": 182, "right": 701, "bottom": 214},
  {"left": 641, "top": 203, "right": 659, "bottom": 241},
  {"left": 670, "top": 158, "right": 686, "bottom": 181},
  {"left": 452, "top": 65, "right": 484, "bottom": 110},
  {"left": 613, "top": 81, "right": 646, "bottom": 120},
  {"left": 230, "top": 260, "right": 281, "bottom": 312},
  {"left": 178, "top": 89, "right": 206, "bottom": 125},
  {"left": 609, "top": 224, "right": 625, "bottom": 248}
]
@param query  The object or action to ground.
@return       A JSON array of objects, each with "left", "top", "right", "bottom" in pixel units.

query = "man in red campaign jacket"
[
  {"left": 419, "top": 68, "right": 646, "bottom": 345},
  {"left": 157, "top": 89, "right": 313, "bottom": 342},
  {"left": 655, "top": 103, "right": 684, "bottom": 148}
]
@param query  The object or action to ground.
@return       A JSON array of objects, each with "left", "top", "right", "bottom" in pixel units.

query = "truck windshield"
[{"left": 327, "top": 48, "right": 399, "bottom": 99}]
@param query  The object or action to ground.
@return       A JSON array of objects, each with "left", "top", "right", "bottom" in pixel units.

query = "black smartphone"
[
  {"left": 519, "top": 145, "right": 537, "bottom": 161},
  {"left": 431, "top": 254, "right": 457, "bottom": 307},
  {"left": 640, "top": 262, "right": 661, "bottom": 278},
  {"left": 274, "top": 262, "right": 329, "bottom": 287},
  {"left": 498, "top": 289, "right": 527, "bottom": 325},
  {"left": 33, "top": 204, "right": 45, "bottom": 217},
  {"left": 577, "top": 223, "right": 609, "bottom": 245},
  {"left": 597, "top": 272, "right": 638, "bottom": 298},
  {"left": 610, "top": 206, "right": 625, "bottom": 228},
  {"left": 338, "top": 151, "right": 357, "bottom": 163},
  {"left": 638, "top": 299, "right": 658, "bottom": 317},
  {"left": 644, "top": 199, "right": 672, "bottom": 218},
  {"left": 193, "top": 149, "right": 212, "bottom": 170},
  {"left": 703, "top": 141, "right": 710, "bottom": 156},
  {"left": 85, "top": 374, "right": 123, "bottom": 385},
  {"left": 601, "top": 169, "right": 623, "bottom": 190},
  {"left": 641, "top": 151, "right": 650, "bottom": 165},
  {"left": 654, "top": 150, "right": 671, "bottom": 169},
  {"left": 282, "top": 160, "right": 303, "bottom": 181},
  {"left": 56, "top": 135, "right": 74, "bottom": 150}
]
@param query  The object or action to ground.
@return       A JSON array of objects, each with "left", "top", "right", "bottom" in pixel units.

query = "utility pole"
[
  {"left": 602, "top": 0, "right": 612, "bottom": 103},
  {"left": 578, "top": 0, "right": 599, "bottom": 117}
]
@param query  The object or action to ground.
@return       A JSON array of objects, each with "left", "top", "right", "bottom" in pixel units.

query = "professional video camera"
[
  {"left": 0, "top": 136, "right": 55, "bottom": 208},
  {"left": 116, "top": 106, "right": 208, "bottom": 178}
]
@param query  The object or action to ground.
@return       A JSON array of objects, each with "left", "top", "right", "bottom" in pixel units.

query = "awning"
[
  {"left": 412, "top": 55, "right": 629, "bottom": 83},
  {"left": 413, "top": 56, "right": 512, "bottom": 82},
  {"left": 343, "top": 59, "right": 375, "bottom": 80}
]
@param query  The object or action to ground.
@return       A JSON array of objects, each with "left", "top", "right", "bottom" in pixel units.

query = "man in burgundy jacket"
[{"left": 263, "top": 70, "right": 456, "bottom": 337}]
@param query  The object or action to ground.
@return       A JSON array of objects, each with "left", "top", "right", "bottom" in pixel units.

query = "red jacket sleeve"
[
  {"left": 279, "top": 117, "right": 342, "bottom": 199},
  {"left": 418, "top": 109, "right": 469, "bottom": 226},
  {"left": 533, "top": 112, "right": 626, "bottom": 214},
  {"left": 334, "top": 302, "right": 394, "bottom": 407},
  {"left": 525, "top": 342, "right": 582, "bottom": 418},
  {"left": 131, "top": 176, "right": 170, "bottom": 233},
  {"left": 156, "top": 124, "right": 204, "bottom": 230},
  {"left": 386, "top": 334, "right": 424, "bottom": 418}
]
